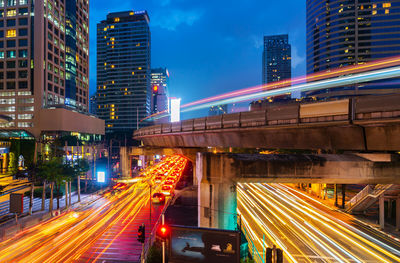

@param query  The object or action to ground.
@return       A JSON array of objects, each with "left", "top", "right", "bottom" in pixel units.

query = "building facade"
[
  {"left": 262, "top": 34, "right": 291, "bottom": 85},
  {"left": 89, "top": 94, "right": 96, "bottom": 115},
  {"left": 96, "top": 11, "right": 151, "bottom": 135},
  {"left": 0, "top": 0, "right": 102, "bottom": 139},
  {"left": 306, "top": 0, "right": 400, "bottom": 98},
  {"left": 150, "top": 68, "right": 169, "bottom": 115}
]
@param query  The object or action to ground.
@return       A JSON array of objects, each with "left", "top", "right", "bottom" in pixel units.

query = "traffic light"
[
  {"left": 266, "top": 246, "right": 283, "bottom": 263},
  {"left": 137, "top": 224, "right": 145, "bottom": 243},
  {"left": 157, "top": 224, "right": 169, "bottom": 241}
]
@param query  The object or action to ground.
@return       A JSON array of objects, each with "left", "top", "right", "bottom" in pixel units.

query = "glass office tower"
[
  {"left": 306, "top": 0, "right": 400, "bottom": 98},
  {"left": 97, "top": 11, "right": 151, "bottom": 134}
]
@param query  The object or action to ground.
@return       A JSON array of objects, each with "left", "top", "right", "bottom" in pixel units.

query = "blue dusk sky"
[{"left": 89, "top": 0, "right": 306, "bottom": 106}]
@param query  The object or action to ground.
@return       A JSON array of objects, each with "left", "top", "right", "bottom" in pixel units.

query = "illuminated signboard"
[
  {"left": 170, "top": 98, "right": 181, "bottom": 123},
  {"left": 97, "top": 171, "right": 105, "bottom": 183},
  {"left": 170, "top": 226, "right": 240, "bottom": 263}
]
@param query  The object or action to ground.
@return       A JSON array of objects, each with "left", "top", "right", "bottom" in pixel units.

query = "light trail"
[
  {"left": 237, "top": 183, "right": 400, "bottom": 263},
  {"left": 143, "top": 56, "right": 400, "bottom": 121},
  {"left": 0, "top": 155, "right": 188, "bottom": 262}
]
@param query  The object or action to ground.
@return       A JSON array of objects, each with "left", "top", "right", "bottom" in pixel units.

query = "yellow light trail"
[{"left": 238, "top": 183, "right": 400, "bottom": 263}]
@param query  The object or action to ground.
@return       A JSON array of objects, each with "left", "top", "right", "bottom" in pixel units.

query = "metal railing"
[
  {"left": 142, "top": 197, "right": 172, "bottom": 262},
  {"left": 347, "top": 185, "right": 373, "bottom": 208},
  {"left": 347, "top": 184, "right": 394, "bottom": 210}
]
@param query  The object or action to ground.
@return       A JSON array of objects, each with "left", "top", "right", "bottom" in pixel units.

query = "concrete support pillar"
[
  {"left": 341, "top": 184, "right": 346, "bottom": 209},
  {"left": 120, "top": 147, "right": 129, "bottom": 178},
  {"left": 388, "top": 200, "right": 392, "bottom": 219},
  {"left": 197, "top": 152, "right": 237, "bottom": 230},
  {"left": 334, "top": 184, "right": 338, "bottom": 207},
  {"left": 379, "top": 195, "right": 385, "bottom": 230},
  {"left": 396, "top": 196, "right": 400, "bottom": 231}
]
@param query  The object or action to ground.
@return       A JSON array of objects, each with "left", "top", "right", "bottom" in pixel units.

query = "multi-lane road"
[
  {"left": 238, "top": 183, "right": 400, "bottom": 263},
  {"left": 0, "top": 155, "right": 187, "bottom": 262}
]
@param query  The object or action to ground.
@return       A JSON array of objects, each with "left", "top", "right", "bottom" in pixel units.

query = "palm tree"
[
  {"left": 26, "top": 162, "right": 39, "bottom": 215},
  {"left": 74, "top": 159, "right": 90, "bottom": 202},
  {"left": 37, "top": 158, "right": 63, "bottom": 213},
  {"left": 62, "top": 162, "right": 76, "bottom": 207}
]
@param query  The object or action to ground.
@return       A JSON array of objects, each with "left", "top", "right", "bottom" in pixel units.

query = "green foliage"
[
  {"left": 146, "top": 244, "right": 162, "bottom": 263},
  {"left": 240, "top": 258, "right": 255, "bottom": 263},
  {"left": 24, "top": 187, "right": 63, "bottom": 198}
]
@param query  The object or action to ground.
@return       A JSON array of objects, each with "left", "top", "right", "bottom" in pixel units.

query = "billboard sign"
[
  {"left": 170, "top": 98, "right": 181, "bottom": 123},
  {"left": 169, "top": 226, "right": 240, "bottom": 263},
  {"left": 10, "top": 193, "right": 23, "bottom": 214},
  {"left": 97, "top": 171, "right": 105, "bottom": 183}
]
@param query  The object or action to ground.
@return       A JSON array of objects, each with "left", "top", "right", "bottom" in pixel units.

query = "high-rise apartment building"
[
  {"left": 306, "top": 0, "right": 400, "bottom": 98},
  {"left": 150, "top": 68, "right": 169, "bottom": 115},
  {"left": 262, "top": 35, "right": 291, "bottom": 85},
  {"left": 0, "top": 0, "right": 103, "bottom": 139},
  {"left": 96, "top": 11, "right": 151, "bottom": 135}
]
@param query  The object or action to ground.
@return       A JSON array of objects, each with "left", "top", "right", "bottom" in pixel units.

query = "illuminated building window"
[
  {"left": 138, "top": 67, "right": 142, "bottom": 70},
  {"left": 7, "top": 0, "right": 16, "bottom": 6},
  {"left": 114, "top": 17, "right": 120, "bottom": 22},
  {"left": 383, "top": 3, "right": 391, "bottom": 8},
  {"left": 385, "top": 9, "right": 390, "bottom": 14},
  {"left": 110, "top": 25, "right": 114, "bottom": 29},
  {"left": 373, "top": 4, "right": 377, "bottom": 8},
  {"left": 6, "top": 9, "right": 16, "bottom": 17},
  {"left": 372, "top": 10, "right": 377, "bottom": 15},
  {"left": 6, "top": 29, "right": 16, "bottom": 37}
]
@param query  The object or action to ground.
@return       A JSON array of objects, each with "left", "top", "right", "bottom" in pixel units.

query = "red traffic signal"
[
  {"left": 137, "top": 224, "right": 145, "bottom": 243},
  {"left": 157, "top": 224, "right": 169, "bottom": 241},
  {"left": 153, "top": 85, "right": 158, "bottom": 92}
]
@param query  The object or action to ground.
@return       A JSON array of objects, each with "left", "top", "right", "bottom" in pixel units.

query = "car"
[
  {"left": 154, "top": 176, "right": 163, "bottom": 183},
  {"left": 113, "top": 182, "right": 127, "bottom": 190},
  {"left": 161, "top": 185, "right": 173, "bottom": 196},
  {"left": 166, "top": 177, "right": 176, "bottom": 183},
  {"left": 152, "top": 193, "right": 165, "bottom": 204},
  {"left": 164, "top": 180, "right": 174, "bottom": 186}
]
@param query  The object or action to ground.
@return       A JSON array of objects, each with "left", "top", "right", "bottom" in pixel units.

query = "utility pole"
[
  {"left": 162, "top": 213, "right": 165, "bottom": 263},
  {"left": 149, "top": 184, "right": 152, "bottom": 227},
  {"left": 108, "top": 139, "right": 112, "bottom": 181}
]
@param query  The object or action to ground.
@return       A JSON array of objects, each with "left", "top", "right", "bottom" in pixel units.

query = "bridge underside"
[
  {"left": 196, "top": 152, "right": 400, "bottom": 229},
  {"left": 138, "top": 121, "right": 400, "bottom": 151}
]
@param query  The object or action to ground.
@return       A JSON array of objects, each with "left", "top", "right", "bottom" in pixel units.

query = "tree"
[
  {"left": 62, "top": 162, "right": 76, "bottom": 208},
  {"left": 25, "top": 162, "right": 39, "bottom": 215},
  {"left": 74, "top": 159, "right": 90, "bottom": 202},
  {"left": 37, "top": 157, "right": 63, "bottom": 213}
]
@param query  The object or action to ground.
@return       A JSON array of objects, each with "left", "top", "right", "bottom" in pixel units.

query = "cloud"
[
  {"left": 160, "top": 0, "right": 171, "bottom": 6},
  {"left": 251, "top": 35, "right": 263, "bottom": 49},
  {"left": 152, "top": 9, "right": 204, "bottom": 31},
  {"left": 291, "top": 46, "right": 305, "bottom": 68}
]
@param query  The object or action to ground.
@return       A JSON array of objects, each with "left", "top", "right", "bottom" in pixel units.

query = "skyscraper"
[
  {"left": 89, "top": 94, "right": 97, "bottom": 116},
  {"left": 0, "top": 0, "right": 104, "bottom": 172},
  {"left": 262, "top": 35, "right": 291, "bottom": 85},
  {"left": 306, "top": 0, "right": 400, "bottom": 99},
  {"left": 0, "top": 0, "right": 103, "bottom": 138},
  {"left": 150, "top": 68, "right": 169, "bottom": 116},
  {"left": 96, "top": 11, "right": 151, "bottom": 135}
]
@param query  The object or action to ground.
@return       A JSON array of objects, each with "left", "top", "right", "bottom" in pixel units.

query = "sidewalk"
[
  {"left": 294, "top": 185, "right": 400, "bottom": 241},
  {"left": 0, "top": 190, "right": 104, "bottom": 241}
]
